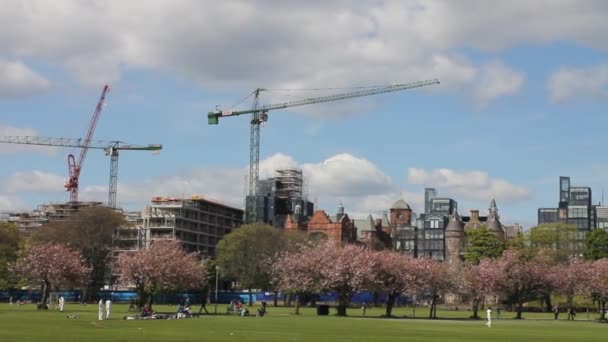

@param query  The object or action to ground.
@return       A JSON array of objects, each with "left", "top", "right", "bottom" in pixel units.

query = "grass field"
[{"left": 1, "top": 303, "right": 606, "bottom": 342}]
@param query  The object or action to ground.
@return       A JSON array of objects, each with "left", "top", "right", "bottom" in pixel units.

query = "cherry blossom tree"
[
  {"left": 314, "top": 242, "right": 376, "bottom": 316},
  {"left": 495, "top": 249, "right": 551, "bottom": 319},
  {"left": 273, "top": 241, "right": 374, "bottom": 316},
  {"left": 586, "top": 258, "right": 608, "bottom": 320},
  {"left": 15, "top": 242, "right": 90, "bottom": 309},
  {"left": 416, "top": 259, "right": 456, "bottom": 319},
  {"left": 367, "top": 251, "right": 427, "bottom": 317},
  {"left": 272, "top": 243, "right": 320, "bottom": 315},
  {"left": 549, "top": 257, "right": 591, "bottom": 320},
  {"left": 458, "top": 260, "right": 504, "bottom": 319},
  {"left": 117, "top": 239, "right": 207, "bottom": 309}
]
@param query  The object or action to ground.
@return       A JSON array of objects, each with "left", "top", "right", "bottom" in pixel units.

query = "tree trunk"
[
  {"left": 515, "top": 298, "right": 524, "bottom": 319},
  {"left": 248, "top": 288, "right": 253, "bottom": 306},
  {"left": 429, "top": 295, "right": 438, "bottom": 319},
  {"left": 273, "top": 290, "right": 278, "bottom": 307},
  {"left": 336, "top": 291, "right": 349, "bottom": 317},
  {"left": 38, "top": 281, "right": 50, "bottom": 310},
  {"left": 471, "top": 298, "right": 480, "bottom": 319},
  {"left": 146, "top": 294, "right": 153, "bottom": 310},
  {"left": 80, "top": 287, "right": 88, "bottom": 304},
  {"left": 385, "top": 293, "right": 397, "bottom": 317},
  {"left": 544, "top": 293, "right": 552, "bottom": 313},
  {"left": 294, "top": 294, "right": 300, "bottom": 315}
]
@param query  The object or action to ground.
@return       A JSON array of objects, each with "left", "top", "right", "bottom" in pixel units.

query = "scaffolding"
[{"left": 274, "top": 169, "right": 303, "bottom": 200}]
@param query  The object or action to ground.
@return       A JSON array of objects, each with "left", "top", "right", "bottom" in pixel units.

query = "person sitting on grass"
[{"left": 142, "top": 305, "right": 153, "bottom": 318}]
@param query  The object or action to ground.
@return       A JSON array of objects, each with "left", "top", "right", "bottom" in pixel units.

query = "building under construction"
[
  {"left": 112, "top": 195, "right": 243, "bottom": 258},
  {"left": 1, "top": 201, "right": 103, "bottom": 236},
  {"left": 247, "top": 169, "right": 314, "bottom": 227}
]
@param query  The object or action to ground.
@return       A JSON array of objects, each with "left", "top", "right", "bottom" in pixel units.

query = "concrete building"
[
  {"left": 248, "top": 169, "right": 314, "bottom": 227},
  {"left": 1, "top": 201, "right": 103, "bottom": 236},
  {"left": 118, "top": 195, "right": 243, "bottom": 257},
  {"left": 595, "top": 206, "right": 608, "bottom": 231}
]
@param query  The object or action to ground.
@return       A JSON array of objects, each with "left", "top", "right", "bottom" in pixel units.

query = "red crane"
[{"left": 65, "top": 85, "right": 109, "bottom": 203}]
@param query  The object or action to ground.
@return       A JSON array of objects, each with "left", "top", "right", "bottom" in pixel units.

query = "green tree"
[
  {"left": 0, "top": 223, "right": 22, "bottom": 289},
  {"left": 464, "top": 226, "right": 505, "bottom": 264},
  {"left": 216, "top": 223, "right": 296, "bottom": 306},
  {"left": 584, "top": 228, "right": 608, "bottom": 260},
  {"left": 30, "top": 206, "right": 126, "bottom": 301},
  {"left": 528, "top": 223, "right": 577, "bottom": 263}
]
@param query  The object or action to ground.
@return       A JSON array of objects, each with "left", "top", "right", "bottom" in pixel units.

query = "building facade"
[
  {"left": 1, "top": 201, "right": 104, "bottom": 236},
  {"left": 114, "top": 195, "right": 243, "bottom": 258},
  {"left": 284, "top": 207, "right": 358, "bottom": 245},
  {"left": 537, "top": 176, "right": 597, "bottom": 249},
  {"left": 247, "top": 169, "right": 314, "bottom": 227},
  {"left": 391, "top": 189, "right": 505, "bottom": 261}
]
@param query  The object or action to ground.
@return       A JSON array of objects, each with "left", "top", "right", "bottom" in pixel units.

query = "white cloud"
[
  {"left": 4, "top": 0, "right": 582, "bottom": 104},
  {"left": 0, "top": 59, "right": 50, "bottom": 98},
  {"left": 0, "top": 194, "right": 28, "bottom": 211},
  {"left": 15, "top": 152, "right": 402, "bottom": 217},
  {"left": 302, "top": 153, "right": 393, "bottom": 198},
  {"left": 474, "top": 61, "right": 525, "bottom": 107},
  {"left": 1, "top": 154, "right": 533, "bottom": 222},
  {"left": 407, "top": 167, "right": 531, "bottom": 203},
  {"left": 4, "top": 170, "right": 65, "bottom": 193},
  {"left": 548, "top": 63, "right": 608, "bottom": 103},
  {"left": 0, "top": 125, "right": 60, "bottom": 155}
]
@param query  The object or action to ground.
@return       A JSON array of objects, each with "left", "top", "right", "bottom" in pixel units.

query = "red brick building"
[{"left": 284, "top": 208, "right": 357, "bottom": 245}]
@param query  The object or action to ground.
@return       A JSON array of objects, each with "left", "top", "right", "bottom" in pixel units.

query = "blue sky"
[{"left": 2, "top": 1, "right": 608, "bottom": 228}]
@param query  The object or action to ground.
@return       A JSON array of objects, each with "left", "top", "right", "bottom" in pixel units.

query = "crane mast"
[
  {"left": 66, "top": 85, "right": 109, "bottom": 203},
  {"left": 208, "top": 78, "right": 440, "bottom": 223}
]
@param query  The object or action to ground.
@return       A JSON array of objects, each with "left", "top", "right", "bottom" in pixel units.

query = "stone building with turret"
[
  {"left": 445, "top": 208, "right": 465, "bottom": 264},
  {"left": 388, "top": 190, "right": 506, "bottom": 262}
]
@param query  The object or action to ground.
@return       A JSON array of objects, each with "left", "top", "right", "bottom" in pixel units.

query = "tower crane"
[
  {"left": 208, "top": 78, "right": 440, "bottom": 223},
  {"left": 0, "top": 136, "right": 162, "bottom": 208},
  {"left": 66, "top": 85, "right": 109, "bottom": 203}
]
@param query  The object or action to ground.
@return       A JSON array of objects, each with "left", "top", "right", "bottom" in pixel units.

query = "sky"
[{"left": 2, "top": 0, "right": 608, "bottom": 229}]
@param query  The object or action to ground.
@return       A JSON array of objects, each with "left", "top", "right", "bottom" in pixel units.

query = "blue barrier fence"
[{"left": 1, "top": 290, "right": 412, "bottom": 305}]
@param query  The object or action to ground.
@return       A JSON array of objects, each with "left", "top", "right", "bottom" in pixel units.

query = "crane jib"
[{"left": 208, "top": 79, "right": 440, "bottom": 125}]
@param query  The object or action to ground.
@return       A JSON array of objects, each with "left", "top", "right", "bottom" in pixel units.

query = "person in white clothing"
[
  {"left": 98, "top": 299, "right": 104, "bottom": 320},
  {"left": 58, "top": 296, "right": 65, "bottom": 312},
  {"left": 105, "top": 299, "right": 112, "bottom": 320},
  {"left": 486, "top": 307, "right": 492, "bottom": 328}
]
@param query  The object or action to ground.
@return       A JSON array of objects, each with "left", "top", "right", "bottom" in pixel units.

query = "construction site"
[{"left": 1, "top": 79, "right": 441, "bottom": 258}]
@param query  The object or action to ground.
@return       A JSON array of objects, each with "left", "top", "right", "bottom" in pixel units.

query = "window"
[{"left": 568, "top": 206, "right": 588, "bottom": 218}]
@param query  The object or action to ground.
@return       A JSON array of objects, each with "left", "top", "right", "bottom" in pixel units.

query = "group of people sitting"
[
  {"left": 229, "top": 299, "right": 267, "bottom": 317},
  {"left": 176, "top": 303, "right": 193, "bottom": 318}
]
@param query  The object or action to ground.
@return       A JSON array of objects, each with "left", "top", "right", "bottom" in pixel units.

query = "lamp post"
[{"left": 214, "top": 266, "right": 220, "bottom": 314}]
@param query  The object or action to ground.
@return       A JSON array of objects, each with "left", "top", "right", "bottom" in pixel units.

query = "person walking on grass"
[
  {"left": 58, "top": 296, "right": 65, "bottom": 312},
  {"left": 486, "top": 307, "right": 492, "bottom": 328},
  {"left": 98, "top": 299, "right": 104, "bottom": 321},
  {"left": 105, "top": 299, "right": 112, "bottom": 320}
]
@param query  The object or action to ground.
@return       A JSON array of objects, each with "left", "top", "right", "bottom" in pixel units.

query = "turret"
[
  {"left": 486, "top": 198, "right": 505, "bottom": 241},
  {"left": 445, "top": 208, "right": 465, "bottom": 264}
]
